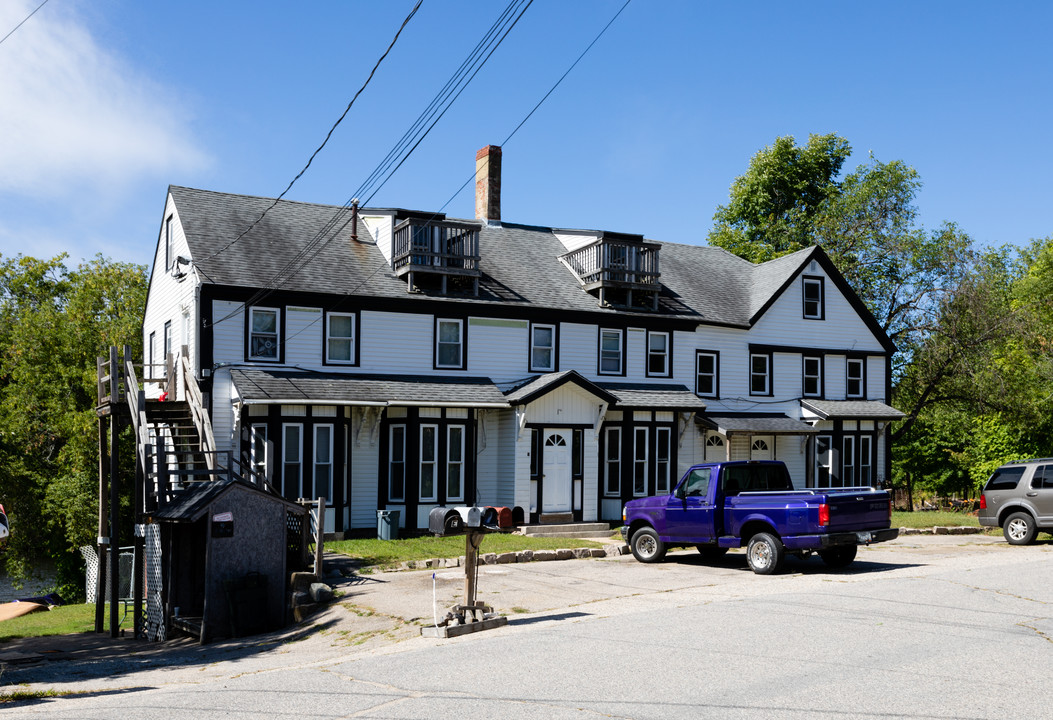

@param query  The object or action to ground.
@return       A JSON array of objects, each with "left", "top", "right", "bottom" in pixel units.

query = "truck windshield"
[{"left": 723, "top": 464, "right": 794, "bottom": 494}]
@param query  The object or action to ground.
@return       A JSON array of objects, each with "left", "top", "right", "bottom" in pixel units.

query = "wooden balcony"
[
  {"left": 392, "top": 219, "right": 481, "bottom": 295},
  {"left": 560, "top": 237, "right": 661, "bottom": 309}
]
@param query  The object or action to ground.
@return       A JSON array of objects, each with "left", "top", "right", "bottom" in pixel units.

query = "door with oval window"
[{"left": 542, "top": 430, "right": 572, "bottom": 513}]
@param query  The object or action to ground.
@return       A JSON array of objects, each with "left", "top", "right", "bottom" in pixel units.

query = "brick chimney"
[{"left": 475, "top": 145, "right": 501, "bottom": 224}]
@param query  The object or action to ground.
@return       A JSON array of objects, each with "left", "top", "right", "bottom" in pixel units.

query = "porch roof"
[
  {"left": 697, "top": 412, "right": 819, "bottom": 436},
  {"left": 596, "top": 382, "right": 706, "bottom": 410},
  {"left": 800, "top": 399, "right": 905, "bottom": 421},
  {"left": 230, "top": 368, "right": 510, "bottom": 408},
  {"left": 150, "top": 477, "right": 306, "bottom": 523},
  {"left": 500, "top": 370, "right": 618, "bottom": 406}
]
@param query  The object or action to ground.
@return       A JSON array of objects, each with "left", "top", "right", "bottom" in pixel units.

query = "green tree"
[{"left": 0, "top": 254, "right": 147, "bottom": 595}]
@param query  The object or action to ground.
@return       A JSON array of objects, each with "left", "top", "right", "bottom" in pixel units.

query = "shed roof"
[
  {"left": 697, "top": 412, "right": 819, "bottom": 436},
  {"left": 800, "top": 399, "right": 906, "bottom": 421}
]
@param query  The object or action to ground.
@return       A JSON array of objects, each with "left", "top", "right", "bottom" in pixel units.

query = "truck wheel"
[
  {"left": 819, "top": 545, "right": 857, "bottom": 568},
  {"left": 696, "top": 545, "right": 728, "bottom": 561},
  {"left": 1003, "top": 512, "right": 1037, "bottom": 545},
  {"left": 746, "top": 533, "right": 784, "bottom": 575},
  {"left": 630, "top": 527, "right": 666, "bottom": 563}
]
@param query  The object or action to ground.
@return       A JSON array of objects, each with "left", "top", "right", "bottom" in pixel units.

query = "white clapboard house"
[{"left": 142, "top": 145, "right": 904, "bottom": 534}]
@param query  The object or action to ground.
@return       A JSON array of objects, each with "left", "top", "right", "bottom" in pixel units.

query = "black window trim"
[
  {"left": 529, "top": 321, "right": 558, "bottom": 373},
  {"left": 598, "top": 327, "right": 626, "bottom": 377},
  {"left": 803, "top": 354, "right": 824, "bottom": 398},
  {"left": 434, "top": 316, "right": 467, "bottom": 371},
  {"left": 846, "top": 356, "right": 866, "bottom": 399},
  {"left": 695, "top": 349, "right": 720, "bottom": 399},
  {"left": 803, "top": 275, "right": 825, "bottom": 320},
  {"left": 645, "top": 329, "right": 673, "bottom": 378},
  {"left": 749, "top": 351, "right": 773, "bottom": 397},
  {"left": 323, "top": 309, "right": 361, "bottom": 367},
  {"left": 246, "top": 305, "right": 284, "bottom": 363}
]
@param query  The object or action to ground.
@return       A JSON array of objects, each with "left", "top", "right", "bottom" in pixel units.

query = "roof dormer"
[
  {"left": 391, "top": 211, "right": 481, "bottom": 296},
  {"left": 559, "top": 231, "right": 661, "bottom": 310}
]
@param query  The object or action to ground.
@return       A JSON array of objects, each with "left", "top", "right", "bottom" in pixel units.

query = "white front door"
[
  {"left": 542, "top": 430, "right": 572, "bottom": 513},
  {"left": 750, "top": 436, "right": 773, "bottom": 461}
]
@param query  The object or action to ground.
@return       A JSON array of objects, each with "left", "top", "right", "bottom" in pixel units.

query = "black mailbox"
[{"left": 429, "top": 507, "right": 465, "bottom": 536}]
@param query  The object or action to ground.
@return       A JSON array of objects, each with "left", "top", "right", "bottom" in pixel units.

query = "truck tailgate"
[{"left": 825, "top": 491, "right": 891, "bottom": 531}]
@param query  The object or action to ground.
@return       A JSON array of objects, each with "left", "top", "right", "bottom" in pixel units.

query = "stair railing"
[{"left": 178, "top": 345, "right": 217, "bottom": 472}]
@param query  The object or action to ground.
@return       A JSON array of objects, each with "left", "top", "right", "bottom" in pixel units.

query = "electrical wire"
[
  {"left": 206, "top": 0, "right": 534, "bottom": 329},
  {"left": 196, "top": 0, "right": 423, "bottom": 265},
  {"left": 221, "top": 0, "right": 632, "bottom": 343},
  {"left": 0, "top": 0, "right": 52, "bottom": 47}
]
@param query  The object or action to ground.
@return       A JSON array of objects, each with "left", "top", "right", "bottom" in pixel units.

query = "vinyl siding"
[{"left": 285, "top": 307, "right": 323, "bottom": 367}]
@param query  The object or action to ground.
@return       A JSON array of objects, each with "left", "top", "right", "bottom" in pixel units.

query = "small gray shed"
[{"left": 149, "top": 478, "right": 309, "bottom": 643}]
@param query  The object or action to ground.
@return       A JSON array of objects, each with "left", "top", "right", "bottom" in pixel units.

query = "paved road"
[{"left": 3, "top": 535, "right": 1051, "bottom": 719}]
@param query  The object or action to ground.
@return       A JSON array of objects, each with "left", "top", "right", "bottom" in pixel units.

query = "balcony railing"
[
  {"left": 392, "top": 219, "right": 481, "bottom": 277},
  {"left": 560, "top": 239, "right": 661, "bottom": 291}
]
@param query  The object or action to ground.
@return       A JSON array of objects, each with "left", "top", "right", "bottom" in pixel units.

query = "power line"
[
  {"left": 207, "top": 0, "right": 535, "bottom": 329},
  {"left": 197, "top": 0, "right": 423, "bottom": 264},
  {"left": 0, "top": 0, "right": 52, "bottom": 47},
  {"left": 272, "top": 0, "right": 634, "bottom": 347}
]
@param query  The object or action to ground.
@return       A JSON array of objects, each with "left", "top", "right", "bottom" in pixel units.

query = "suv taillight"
[
  {"left": 818, "top": 503, "right": 830, "bottom": 527},
  {"left": 979, "top": 494, "right": 987, "bottom": 510}
]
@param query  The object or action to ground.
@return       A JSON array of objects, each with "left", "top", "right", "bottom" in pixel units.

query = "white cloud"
[{"left": 0, "top": 1, "right": 209, "bottom": 199}]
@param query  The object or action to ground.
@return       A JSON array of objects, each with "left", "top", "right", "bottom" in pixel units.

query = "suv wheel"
[{"left": 1003, "top": 512, "right": 1037, "bottom": 545}]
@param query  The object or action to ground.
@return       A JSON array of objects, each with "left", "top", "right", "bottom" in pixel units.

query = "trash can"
[{"left": 377, "top": 510, "right": 400, "bottom": 540}]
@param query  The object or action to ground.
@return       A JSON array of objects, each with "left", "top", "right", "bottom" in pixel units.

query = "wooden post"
[
  {"left": 109, "top": 347, "right": 120, "bottom": 638},
  {"left": 464, "top": 530, "right": 483, "bottom": 618},
  {"left": 96, "top": 413, "right": 108, "bottom": 634},
  {"left": 314, "top": 497, "right": 325, "bottom": 579}
]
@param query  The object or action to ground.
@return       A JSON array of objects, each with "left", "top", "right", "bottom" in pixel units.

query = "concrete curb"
[
  {"left": 898, "top": 526, "right": 985, "bottom": 535},
  {"left": 394, "top": 543, "right": 629, "bottom": 571}
]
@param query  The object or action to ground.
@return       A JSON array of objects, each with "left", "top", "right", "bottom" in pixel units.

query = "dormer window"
[
  {"left": 391, "top": 216, "right": 481, "bottom": 296},
  {"left": 560, "top": 232, "right": 661, "bottom": 310},
  {"left": 803, "top": 277, "right": 824, "bottom": 319}
]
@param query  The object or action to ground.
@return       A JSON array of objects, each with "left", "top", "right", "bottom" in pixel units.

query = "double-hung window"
[
  {"left": 419, "top": 425, "right": 438, "bottom": 501},
  {"left": 530, "top": 323, "right": 556, "bottom": 372},
  {"left": 604, "top": 427, "right": 621, "bottom": 496},
  {"left": 446, "top": 425, "right": 465, "bottom": 501},
  {"left": 249, "top": 307, "right": 280, "bottom": 360},
  {"left": 314, "top": 425, "right": 333, "bottom": 502},
  {"left": 803, "top": 277, "right": 824, "bottom": 319},
  {"left": 282, "top": 424, "right": 302, "bottom": 497},
  {"left": 655, "top": 427, "right": 672, "bottom": 494},
  {"left": 842, "top": 436, "right": 856, "bottom": 487},
  {"left": 846, "top": 358, "right": 864, "bottom": 398},
  {"left": 326, "top": 312, "right": 355, "bottom": 364},
  {"left": 750, "top": 353, "right": 771, "bottom": 395},
  {"left": 646, "top": 331, "right": 670, "bottom": 376},
  {"left": 163, "top": 320, "right": 173, "bottom": 360},
  {"left": 599, "top": 328, "right": 623, "bottom": 375},
  {"left": 388, "top": 425, "right": 406, "bottom": 501},
  {"left": 633, "top": 427, "right": 649, "bottom": 497},
  {"left": 436, "top": 319, "right": 463, "bottom": 369},
  {"left": 803, "top": 356, "right": 822, "bottom": 397},
  {"left": 250, "top": 424, "right": 268, "bottom": 483},
  {"left": 696, "top": 351, "right": 718, "bottom": 398},
  {"left": 859, "top": 436, "right": 872, "bottom": 486}
]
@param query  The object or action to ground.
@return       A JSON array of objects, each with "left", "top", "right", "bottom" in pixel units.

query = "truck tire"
[
  {"left": 1003, "top": 511, "right": 1037, "bottom": 545},
  {"left": 746, "top": 532, "right": 784, "bottom": 575},
  {"left": 630, "top": 527, "right": 666, "bottom": 563},
  {"left": 696, "top": 545, "right": 728, "bottom": 561},
  {"left": 819, "top": 545, "right": 857, "bottom": 568}
]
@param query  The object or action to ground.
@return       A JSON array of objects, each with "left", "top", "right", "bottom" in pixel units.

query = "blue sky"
[{"left": 1, "top": 0, "right": 1050, "bottom": 269}]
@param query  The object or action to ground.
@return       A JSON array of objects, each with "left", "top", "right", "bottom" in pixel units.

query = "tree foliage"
[
  {"left": 0, "top": 254, "right": 147, "bottom": 593},
  {"left": 709, "top": 135, "right": 1053, "bottom": 500}
]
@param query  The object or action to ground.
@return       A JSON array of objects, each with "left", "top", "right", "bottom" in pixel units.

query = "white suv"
[{"left": 979, "top": 459, "right": 1053, "bottom": 544}]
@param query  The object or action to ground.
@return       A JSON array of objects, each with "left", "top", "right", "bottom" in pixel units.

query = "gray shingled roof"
[
  {"left": 231, "top": 368, "right": 510, "bottom": 407},
  {"left": 800, "top": 399, "right": 906, "bottom": 420},
  {"left": 500, "top": 370, "right": 618, "bottom": 406},
  {"left": 596, "top": 382, "right": 706, "bottom": 410},
  {"left": 698, "top": 412, "right": 820, "bottom": 436},
  {"left": 151, "top": 477, "right": 305, "bottom": 522},
  {"left": 168, "top": 186, "right": 846, "bottom": 329}
]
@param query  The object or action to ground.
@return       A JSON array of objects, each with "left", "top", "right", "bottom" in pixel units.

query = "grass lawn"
[
  {"left": 892, "top": 510, "right": 981, "bottom": 528},
  {"left": 327, "top": 533, "right": 606, "bottom": 570},
  {"left": 0, "top": 602, "right": 97, "bottom": 643}
]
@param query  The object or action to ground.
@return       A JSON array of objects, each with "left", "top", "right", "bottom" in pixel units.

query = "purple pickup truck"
[{"left": 622, "top": 460, "right": 898, "bottom": 574}]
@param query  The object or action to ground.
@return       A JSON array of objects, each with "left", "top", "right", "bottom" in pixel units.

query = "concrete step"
[{"left": 520, "top": 523, "right": 613, "bottom": 539}]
